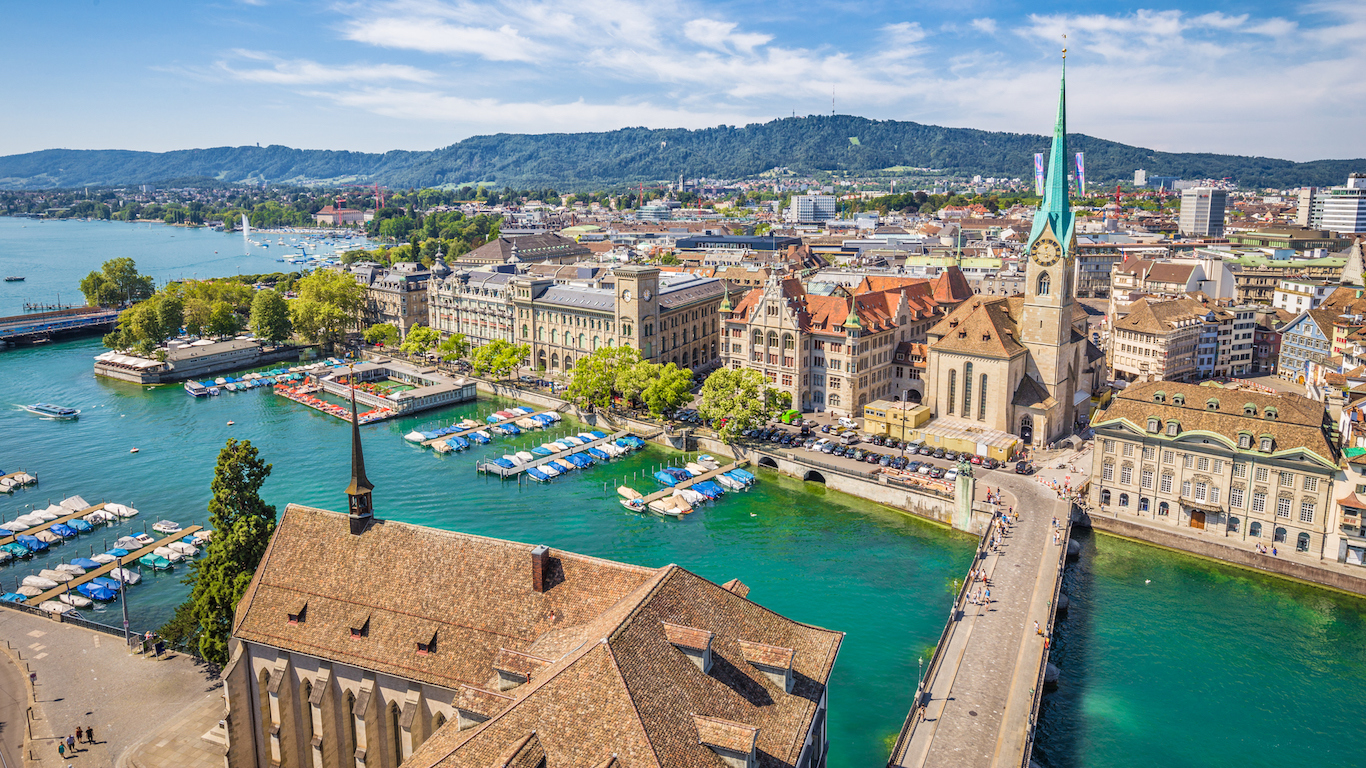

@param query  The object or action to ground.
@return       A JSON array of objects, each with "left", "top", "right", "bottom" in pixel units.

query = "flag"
[
  {"left": 1034, "top": 153, "right": 1045, "bottom": 197},
  {"left": 1075, "top": 152, "right": 1086, "bottom": 194}
]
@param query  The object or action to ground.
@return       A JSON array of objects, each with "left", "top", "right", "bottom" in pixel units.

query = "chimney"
[
  {"left": 530, "top": 545, "right": 549, "bottom": 592},
  {"left": 737, "top": 640, "right": 796, "bottom": 693},
  {"left": 692, "top": 715, "right": 759, "bottom": 768},
  {"left": 662, "top": 622, "right": 714, "bottom": 673}
]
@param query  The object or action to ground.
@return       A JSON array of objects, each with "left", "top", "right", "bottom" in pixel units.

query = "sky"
[{"left": 4, "top": 0, "right": 1364, "bottom": 161}]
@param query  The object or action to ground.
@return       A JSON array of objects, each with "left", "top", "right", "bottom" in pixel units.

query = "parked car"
[
  {"left": 1015, "top": 461, "right": 1034, "bottom": 475},
  {"left": 919, "top": 445, "right": 935, "bottom": 456},
  {"left": 930, "top": 467, "right": 946, "bottom": 479},
  {"left": 832, "top": 445, "right": 847, "bottom": 457},
  {"left": 838, "top": 417, "right": 859, "bottom": 429},
  {"left": 945, "top": 469, "right": 959, "bottom": 481},
  {"left": 867, "top": 454, "right": 883, "bottom": 465},
  {"left": 944, "top": 450, "right": 958, "bottom": 461},
  {"left": 969, "top": 454, "right": 984, "bottom": 465},
  {"left": 821, "top": 442, "right": 836, "bottom": 454},
  {"left": 820, "top": 424, "right": 832, "bottom": 434},
  {"left": 932, "top": 448, "right": 946, "bottom": 459},
  {"left": 983, "top": 457, "right": 1000, "bottom": 470}
]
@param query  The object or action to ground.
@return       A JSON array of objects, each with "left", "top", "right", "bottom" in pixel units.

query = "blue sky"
[{"left": 5, "top": 0, "right": 1363, "bottom": 161}]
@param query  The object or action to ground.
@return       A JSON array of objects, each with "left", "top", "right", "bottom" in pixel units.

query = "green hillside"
[{"left": 0, "top": 115, "right": 1359, "bottom": 190}]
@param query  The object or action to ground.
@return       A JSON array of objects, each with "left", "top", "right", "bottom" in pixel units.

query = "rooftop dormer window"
[
  {"left": 1264, "top": 407, "right": 1277, "bottom": 420},
  {"left": 1154, "top": 391, "right": 1166, "bottom": 403},
  {"left": 1206, "top": 398, "right": 1219, "bottom": 410},
  {"left": 349, "top": 613, "right": 370, "bottom": 639},
  {"left": 1244, "top": 403, "right": 1257, "bottom": 416},
  {"left": 1173, "top": 394, "right": 1186, "bottom": 405},
  {"left": 287, "top": 602, "right": 307, "bottom": 625},
  {"left": 1238, "top": 432, "right": 1252, "bottom": 449},
  {"left": 1166, "top": 421, "right": 1179, "bottom": 436},
  {"left": 1148, "top": 418, "right": 1160, "bottom": 433},
  {"left": 1260, "top": 435, "right": 1274, "bottom": 452},
  {"left": 417, "top": 630, "right": 437, "bottom": 655}
]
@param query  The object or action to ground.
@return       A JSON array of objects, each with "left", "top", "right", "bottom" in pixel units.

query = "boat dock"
[
  {"left": 640, "top": 460, "right": 750, "bottom": 504},
  {"left": 0, "top": 469, "right": 33, "bottom": 486},
  {"left": 26, "top": 525, "right": 203, "bottom": 605},
  {"left": 420, "top": 409, "right": 559, "bottom": 447},
  {"left": 0, "top": 503, "right": 107, "bottom": 547},
  {"left": 477, "top": 430, "right": 632, "bottom": 477},
  {"left": 0, "top": 306, "right": 120, "bottom": 345}
]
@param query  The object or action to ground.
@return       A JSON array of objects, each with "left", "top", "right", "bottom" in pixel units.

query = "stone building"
[
  {"left": 353, "top": 262, "right": 431, "bottom": 338},
  {"left": 1089, "top": 381, "right": 1338, "bottom": 556},
  {"left": 1109, "top": 297, "right": 1205, "bottom": 382},
  {"left": 719, "top": 272, "right": 963, "bottom": 416},
  {"left": 457, "top": 233, "right": 592, "bottom": 267},
  {"left": 222, "top": 396, "right": 843, "bottom": 768},
  {"left": 922, "top": 63, "right": 1104, "bottom": 446},
  {"left": 509, "top": 265, "right": 726, "bottom": 374},
  {"left": 427, "top": 257, "right": 516, "bottom": 349}
]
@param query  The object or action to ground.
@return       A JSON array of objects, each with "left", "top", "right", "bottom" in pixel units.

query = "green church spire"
[{"left": 1026, "top": 52, "right": 1075, "bottom": 259}]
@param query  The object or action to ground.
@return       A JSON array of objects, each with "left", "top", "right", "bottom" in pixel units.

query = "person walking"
[
  {"left": 75, "top": 726, "right": 82, "bottom": 743},
  {"left": 86, "top": 725, "right": 95, "bottom": 743},
  {"left": 67, "top": 734, "right": 76, "bottom": 752},
  {"left": 58, "top": 741, "right": 64, "bottom": 759}
]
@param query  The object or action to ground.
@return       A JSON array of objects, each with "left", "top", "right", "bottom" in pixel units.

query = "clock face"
[
  {"left": 1030, "top": 239, "right": 1061, "bottom": 267},
  {"left": 643, "top": 290, "right": 653, "bottom": 302}
]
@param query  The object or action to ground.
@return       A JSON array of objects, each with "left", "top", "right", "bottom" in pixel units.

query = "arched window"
[
  {"left": 752, "top": 330, "right": 763, "bottom": 346},
  {"left": 829, "top": 394, "right": 841, "bottom": 406},
  {"left": 1158, "top": 501, "right": 1169, "bottom": 516},
  {"left": 947, "top": 370, "right": 957, "bottom": 415},
  {"left": 390, "top": 702, "right": 403, "bottom": 766},
  {"left": 578, "top": 333, "right": 586, "bottom": 348},
  {"left": 1250, "top": 521, "right": 1262, "bottom": 538},
  {"left": 963, "top": 363, "right": 973, "bottom": 416},
  {"left": 432, "top": 712, "right": 447, "bottom": 736},
  {"left": 521, "top": 325, "right": 529, "bottom": 338},
  {"left": 783, "top": 333, "right": 794, "bottom": 350},
  {"left": 592, "top": 336, "right": 600, "bottom": 350},
  {"left": 1119, "top": 493, "right": 1129, "bottom": 507},
  {"left": 1274, "top": 527, "right": 1287, "bottom": 543},
  {"left": 550, "top": 329, "right": 558, "bottom": 344},
  {"left": 1100, "top": 489, "right": 1111, "bottom": 505},
  {"left": 979, "top": 374, "right": 988, "bottom": 420},
  {"left": 1038, "top": 272, "right": 1050, "bottom": 296},
  {"left": 1139, "top": 497, "right": 1149, "bottom": 512},
  {"left": 1229, "top": 516, "right": 1241, "bottom": 533},
  {"left": 257, "top": 671, "right": 273, "bottom": 759},
  {"left": 343, "top": 691, "right": 357, "bottom": 763},
  {"left": 768, "top": 331, "right": 779, "bottom": 348},
  {"left": 537, "top": 327, "right": 544, "bottom": 341},
  {"left": 299, "top": 680, "right": 313, "bottom": 759}
]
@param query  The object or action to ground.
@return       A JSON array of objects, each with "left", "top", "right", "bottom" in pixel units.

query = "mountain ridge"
[{"left": 0, "top": 115, "right": 1359, "bottom": 191}]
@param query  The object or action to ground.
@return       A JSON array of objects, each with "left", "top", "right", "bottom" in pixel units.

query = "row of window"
[
  {"left": 1098, "top": 491, "right": 1319, "bottom": 532},
  {"left": 946, "top": 363, "right": 988, "bottom": 421}
]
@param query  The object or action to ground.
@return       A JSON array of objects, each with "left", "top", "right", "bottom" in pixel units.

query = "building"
[
  {"left": 1277, "top": 310, "right": 1336, "bottom": 384},
  {"left": 1074, "top": 240, "right": 1126, "bottom": 298},
  {"left": 458, "top": 233, "right": 592, "bottom": 267},
  {"left": 1297, "top": 187, "right": 1324, "bottom": 229},
  {"left": 221, "top": 394, "right": 842, "bottom": 768},
  {"left": 1178, "top": 187, "right": 1228, "bottom": 238},
  {"left": 719, "top": 271, "right": 967, "bottom": 415},
  {"left": 1321, "top": 174, "right": 1366, "bottom": 234},
  {"left": 1134, "top": 169, "right": 1148, "bottom": 187},
  {"left": 787, "top": 193, "right": 837, "bottom": 223},
  {"left": 314, "top": 206, "right": 367, "bottom": 226},
  {"left": 1252, "top": 308, "right": 1291, "bottom": 374},
  {"left": 354, "top": 263, "right": 431, "bottom": 338},
  {"left": 319, "top": 359, "right": 477, "bottom": 418},
  {"left": 1088, "top": 381, "right": 1338, "bottom": 557},
  {"left": 427, "top": 257, "right": 517, "bottom": 349},
  {"left": 922, "top": 64, "right": 1105, "bottom": 446},
  {"left": 510, "top": 266, "right": 726, "bottom": 374},
  {"left": 1226, "top": 226, "right": 1348, "bottom": 251},
  {"left": 1272, "top": 278, "right": 1335, "bottom": 314},
  {"left": 674, "top": 235, "right": 804, "bottom": 254},
  {"left": 1109, "top": 297, "right": 1204, "bottom": 381}
]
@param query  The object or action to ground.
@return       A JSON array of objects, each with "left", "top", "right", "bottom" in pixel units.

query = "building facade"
[
  {"left": 787, "top": 193, "right": 837, "bottom": 223},
  {"left": 1322, "top": 174, "right": 1366, "bottom": 234},
  {"left": 353, "top": 262, "right": 431, "bottom": 337},
  {"left": 427, "top": 261, "right": 516, "bottom": 349},
  {"left": 1089, "top": 381, "right": 1338, "bottom": 557},
  {"left": 1178, "top": 187, "right": 1228, "bottom": 237}
]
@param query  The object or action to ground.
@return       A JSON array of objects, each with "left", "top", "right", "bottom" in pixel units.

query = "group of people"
[
  {"left": 967, "top": 565, "right": 991, "bottom": 606},
  {"left": 55, "top": 725, "right": 95, "bottom": 758},
  {"left": 1255, "top": 542, "right": 1278, "bottom": 557}
]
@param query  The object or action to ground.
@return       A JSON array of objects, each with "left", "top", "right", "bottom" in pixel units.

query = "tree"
[
  {"left": 470, "top": 339, "right": 529, "bottom": 380},
  {"left": 642, "top": 363, "right": 694, "bottom": 416},
  {"left": 400, "top": 325, "right": 441, "bottom": 356},
  {"left": 697, "top": 367, "right": 770, "bottom": 443},
  {"left": 79, "top": 257, "right": 154, "bottom": 307},
  {"left": 249, "top": 289, "right": 292, "bottom": 345},
  {"left": 364, "top": 323, "right": 400, "bottom": 347},
  {"left": 290, "top": 269, "right": 365, "bottom": 351},
  {"left": 437, "top": 332, "right": 469, "bottom": 362},
  {"left": 160, "top": 439, "right": 277, "bottom": 666},
  {"left": 567, "top": 346, "right": 640, "bottom": 409},
  {"left": 615, "top": 359, "right": 657, "bottom": 407},
  {"left": 184, "top": 298, "right": 212, "bottom": 337},
  {"left": 207, "top": 300, "right": 240, "bottom": 338},
  {"left": 157, "top": 294, "right": 184, "bottom": 339}
]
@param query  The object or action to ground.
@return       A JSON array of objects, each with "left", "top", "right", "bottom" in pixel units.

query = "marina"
[
  {"left": 476, "top": 429, "right": 634, "bottom": 477},
  {"left": 23, "top": 525, "right": 203, "bottom": 606},
  {"left": 0, "top": 500, "right": 108, "bottom": 547},
  {"left": 411, "top": 406, "right": 562, "bottom": 447}
]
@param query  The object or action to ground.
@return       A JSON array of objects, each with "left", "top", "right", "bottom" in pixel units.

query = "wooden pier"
[
  {"left": 476, "top": 431, "right": 632, "bottom": 478},
  {"left": 0, "top": 470, "right": 34, "bottom": 488},
  {"left": 640, "top": 460, "right": 750, "bottom": 504},
  {"left": 0, "top": 503, "right": 107, "bottom": 547},
  {"left": 28, "top": 526, "right": 203, "bottom": 605},
  {"left": 420, "top": 409, "right": 559, "bottom": 448}
]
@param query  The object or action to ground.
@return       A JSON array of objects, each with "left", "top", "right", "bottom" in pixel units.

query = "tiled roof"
[
  {"left": 1116, "top": 297, "right": 1208, "bottom": 335},
  {"left": 931, "top": 267, "right": 974, "bottom": 304},
  {"left": 1012, "top": 375, "right": 1056, "bottom": 409},
  {"left": 1093, "top": 381, "right": 1336, "bottom": 463},
  {"left": 238, "top": 506, "right": 842, "bottom": 768},
  {"left": 927, "top": 296, "right": 1026, "bottom": 358}
]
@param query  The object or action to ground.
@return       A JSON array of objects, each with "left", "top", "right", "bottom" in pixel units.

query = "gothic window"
[
  {"left": 1037, "top": 272, "right": 1050, "bottom": 296},
  {"left": 390, "top": 702, "right": 403, "bottom": 766},
  {"left": 768, "top": 331, "right": 779, "bottom": 348},
  {"left": 947, "top": 370, "right": 957, "bottom": 415},
  {"left": 979, "top": 374, "right": 988, "bottom": 420},
  {"left": 752, "top": 330, "right": 763, "bottom": 346},
  {"left": 963, "top": 363, "right": 973, "bottom": 416},
  {"left": 300, "top": 680, "right": 314, "bottom": 759}
]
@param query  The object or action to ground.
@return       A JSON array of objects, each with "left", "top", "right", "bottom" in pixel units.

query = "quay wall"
[
  {"left": 1077, "top": 510, "right": 1366, "bottom": 597},
  {"left": 94, "top": 345, "right": 304, "bottom": 384}
]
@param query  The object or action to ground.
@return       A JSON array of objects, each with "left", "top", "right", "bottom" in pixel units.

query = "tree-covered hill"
[{"left": 0, "top": 115, "right": 1359, "bottom": 191}]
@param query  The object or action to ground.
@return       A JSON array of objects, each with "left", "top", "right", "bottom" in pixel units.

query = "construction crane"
[{"left": 341, "top": 183, "right": 387, "bottom": 208}]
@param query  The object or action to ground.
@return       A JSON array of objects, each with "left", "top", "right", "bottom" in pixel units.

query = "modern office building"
[
  {"left": 787, "top": 192, "right": 837, "bottom": 223},
  {"left": 1178, "top": 187, "right": 1228, "bottom": 238},
  {"left": 1297, "top": 187, "right": 1325, "bottom": 229},
  {"left": 1321, "top": 174, "right": 1366, "bottom": 234}
]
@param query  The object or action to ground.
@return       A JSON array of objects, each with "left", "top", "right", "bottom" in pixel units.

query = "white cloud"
[
  {"left": 341, "top": 17, "right": 538, "bottom": 62},
  {"left": 970, "top": 18, "right": 997, "bottom": 34},
  {"left": 683, "top": 19, "right": 772, "bottom": 53},
  {"left": 215, "top": 50, "right": 437, "bottom": 85}
]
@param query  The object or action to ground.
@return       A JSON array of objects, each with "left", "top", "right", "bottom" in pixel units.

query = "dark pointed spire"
[{"left": 344, "top": 364, "right": 374, "bottom": 533}]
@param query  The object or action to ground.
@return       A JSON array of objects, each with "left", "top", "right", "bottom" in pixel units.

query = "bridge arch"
[
  {"left": 757, "top": 456, "right": 778, "bottom": 469},
  {"left": 803, "top": 470, "right": 826, "bottom": 484}
]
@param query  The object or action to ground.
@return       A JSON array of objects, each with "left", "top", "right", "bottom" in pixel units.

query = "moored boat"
[
  {"left": 151, "top": 519, "right": 182, "bottom": 534},
  {"left": 59, "top": 592, "right": 93, "bottom": 608}
]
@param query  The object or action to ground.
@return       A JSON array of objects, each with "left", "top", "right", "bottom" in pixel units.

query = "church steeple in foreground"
[
  {"left": 1026, "top": 52, "right": 1075, "bottom": 261},
  {"left": 344, "top": 364, "right": 374, "bottom": 534}
]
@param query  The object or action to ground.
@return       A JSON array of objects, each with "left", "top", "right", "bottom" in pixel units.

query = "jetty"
[
  {"left": 420, "top": 409, "right": 559, "bottom": 447},
  {"left": 0, "top": 469, "right": 34, "bottom": 487},
  {"left": 0, "top": 502, "right": 107, "bottom": 547},
  {"left": 0, "top": 306, "right": 119, "bottom": 345},
  {"left": 476, "top": 430, "right": 632, "bottom": 477},
  {"left": 26, "top": 525, "right": 203, "bottom": 605},
  {"left": 640, "top": 460, "right": 750, "bottom": 504}
]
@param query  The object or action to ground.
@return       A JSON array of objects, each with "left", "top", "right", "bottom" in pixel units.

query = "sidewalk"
[{"left": 0, "top": 610, "right": 222, "bottom": 768}]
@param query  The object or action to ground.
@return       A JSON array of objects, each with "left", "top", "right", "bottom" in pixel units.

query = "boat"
[
  {"left": 620, "top": 497, "right": 647, "bottom": 512},
  {"left": 91, "top": 576, "right": 122, "bottom": 590},
  {"left": 525, "top": 467, "right": 551, "bottom": 482},
  {"left": 208, "top": 387, "right": 220, "bottom": 396},
  {"left": 191, "top": 530, "right": 213, "bottom": 545},
  {"left": 715, "top": 474, "right": 744, "bottom": 491},
  {"left": 0, "top": 593, "right": 26, "bottom": 603},
  {"left": 515, "top": 451, "right": 536, "bottom": 463},
  {"left": 34, "top": 530, "right": 61, "bottom": 545},
  {"left": 675, "top": 487, "right": 706, "bottom": 505},
  {"left": 50, "top": 523, "right": 77, "bottom": 538},
  {"left": 1, "top": 542, "right": 30, "bottom": 558},
  {"left": 133, "top": 532, "right": 155, "bottom": 546},
  {"left": 22, "top": 403, "right": 80, "bottom": 419},
  {"left": 728, "top": 468, "right": 756, "bottom": 483},
  {"left": 667, "top": 491, "right": 694, "bottom": 515},
  {"left": 552, "top": 459, "right": 576, "bottom": 473},
  {"left": 501, "top": 454, "right": 524, "bottom": 466},
  {"left": 151, "top": 520, "right": 183, "bottom": 534},
  {"left": 153, "top": 546, "right": 184, "bottom": 563},
  {"left": 16, "top": 585, "right": 43, "bottom": 598},
  {"left": 697, "top": 455, "right": 722, "bottom": 470},
  {"left": 69, "top": 519, "right": 93, "bottom": 533},
  {"left": 140, "top": 553, "right": 173, "bottom": 570},
  {"left": 3, "top": 276, "right": 25, "bottom": 282},
  {"left": 694, "top": 480, "right": 725, "bottom": 499},
  {"left": 58, "top": 592, "right": 92, "bottom": 608},
  {"left": 76, "top": 583, "right": 117, "bottom": 601},
  {"left": 686, "top": 462, "right": 709, "bottom": 477},
  {"left": 653, "top": 470, "right": 679, "bottom": 487},
  {"left": 618, "top": 486, "right": 643, "bottom": 501},
  {"left": 70, "top": 557, "right": 101, "bottom": 570},
  {"left": 38, "top": 601, "right": 77, "bottom": 617},
  {"left": 648, "top": 496, "right": 687, "bottom": 517},
  {"left": 22, "top": 575, "right": 58, "bottom": 589},
  {"left": 446, "top": 436, "right": 469, "bottom": 452},
  {"left": 469, "top": 431, "right": 490, "bottom": 445},
  {"left": 114, "top": 536, "right": 141, "bottom": 550},
  {"left": 38, "top": 569, "right": 73, "bottom": 583},
  {"left": 529, "top": 446, "right": 552, "bottom": 457},
  {"left": 433, "top": 441, "right": 453, "bottom": 454},
  {"left": 15, "top": 535, "right": 47, "bottom": 552}
]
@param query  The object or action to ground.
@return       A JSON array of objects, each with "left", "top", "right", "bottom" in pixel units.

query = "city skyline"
[{"left": 5, "top": 0, "right": 1364, "bottom": 161}]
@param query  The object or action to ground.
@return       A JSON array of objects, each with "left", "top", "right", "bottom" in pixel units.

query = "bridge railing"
[
  {"left": 1019, "top": 509, "right": 1072, "bottom": 767},
  {"left": 887, "top": 511, "right": 998, "bottom": 765}
]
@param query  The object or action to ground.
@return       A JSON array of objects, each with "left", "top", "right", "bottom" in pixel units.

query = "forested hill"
[{"left": 0, "top": 116, "right": 1359, "bottom": 190}]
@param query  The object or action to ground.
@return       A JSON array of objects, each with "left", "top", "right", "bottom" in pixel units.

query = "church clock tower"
[{"left": 1021, "top": 53, "right": 1078, "bottom": 384}]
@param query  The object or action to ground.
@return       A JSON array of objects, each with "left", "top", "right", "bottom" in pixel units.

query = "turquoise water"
[
  {"left": 1033, "top": 528, "right": 1366, "bottom": 767},
  {"left": 0, "top": 335, "right": 972, "bottom": 768}
]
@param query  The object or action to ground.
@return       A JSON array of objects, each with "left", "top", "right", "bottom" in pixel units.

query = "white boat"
[
  {"left": 618, "top": 486, "right": 643, "bottom": 501},
  {"left": 55, "top": 563, "right": 86, "bottom": 575},
  {"left": 153, "top": 546, "right": 184, "bottom": 563},
  {"left": 168, "top": 541, "right": 199, "bottom": 557},
  {"left": 35, "top": 506, "right": 61, "bottom": 521},
  {"left": 648, "top": 496, "right": 686, "bottom": 517},
  {"left": 3, "top": 518, "right": 30, "bottom": 531},
  {"left": 515, "top": 451, "right": 536, "bottom": 463},
  {"left": 38, "top": 601, "right": 77, "bottom": 616},
  {"left": 16, "top": 585, "right": 43, "bottom": 598},
  {"left": 34, "top": 531, "right": 62, "bottom": 544},
  {"left": 686, "top": 462, "right": 709, "bottom": 477},
  {"left": 22, "top": 575, "right": 58, "bottom": 589},
  {"left": 191, "top": 530, "right": 213, "bottom": 545},
  {"left": 114, "top": 536, "right": 141, "bottom": 549},
  {"left": 697, "top": 455, "right": 722, "bottom": 469},
  {"left": 14, "top": 514, "right": 43, "bottom": 527},
  {"left": 539, "top": 463, "right": 560, "bottom": 477},
  {"left": 59, "top": 592, "right": 92, "bottom": 608},
  {"left": 620, "top": 497, "right": 647, "bottom": 512},
  {"left": 715, "top": 474, "right": 745, "bottom": 491},
  {"left": 38, "top": 569, "right": 73, "bottom": 583},
  {"left": 502, "top": 454, "right": 523, "bottom": 466},
  {"left": 675, "top": 487, "right": 706, "bottom": 505},
  {"left": 152, "top": 520, "right": 182, "bottom": 534},
  {"left": 433, "top": 441, "right": 453, "bottom": 454},
  {"left": 133, "top": 533, "right": 155, "bottom": 546},
  {"left": 110, "top": 568, "right": 140, "bottom": 584},
  {"left": 61, "top": 495, "right": 89, "bottom": 511},
  {"left": 404, "top": 431, "right": 426, "bottom": 443},
  {"left": 84, "top": 510, "right": 114, "bottom": 524},
  {"left": 90, "top": 553, "right": 117, "bottom": 565}
]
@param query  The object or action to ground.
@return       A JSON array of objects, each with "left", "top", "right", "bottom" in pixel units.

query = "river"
[{"left": 2, "top": 219, "right": 1365, "bottom": 766}]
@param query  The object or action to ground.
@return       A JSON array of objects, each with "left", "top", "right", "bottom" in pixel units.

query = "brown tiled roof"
[
  {"left": 736, "top": 640, "right": 795, "bottom": 669},
  {"left": 720, "top": 579, "right": 749, "bottom": 598},
  {"left": 661, "top": 622, "right": 714, "bottom": 650},
  {"left": 1012, "top": 375, "right": 1056, "bottom": 409},
  {"left": 493, "top": 648, "right": 554, "bottom": 681},
  {"left": 928, "top": 296, "right": 1026, "bottom": 358},
  {"left": 931, "top": 267, "right": 974, "bottom": 304},
  {"left": 1094, "top": 381, "right": 1336, "bottom": 463},
  {"left": 1144, "top": 263, "right": 1197, "bottom": 284},
  {"left": 693, "top": 715, "right": 759, "bottom": 754},
  {"left": 1117, "top": 297, "right": 1208, "bottom": 335},
  {"left": 496, "top": 732, "right": 545, "bottom": 768}
]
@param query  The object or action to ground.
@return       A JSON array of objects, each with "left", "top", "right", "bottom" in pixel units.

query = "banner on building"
[
  {"left": 1075, "top": 152, "right": 1086, "bottom": 194},
  {"left": 1034, "top": 153, "right": 1045, "bottom": 196}
]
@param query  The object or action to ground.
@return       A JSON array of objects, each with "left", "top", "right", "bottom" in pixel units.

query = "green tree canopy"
[
  {"left": 249, "top": 289, "right": 292, "bottom": 345},
  {"left": 159, "top": 439, "right": 277, "bottom": 665},
  {"left": 400, "top": 325, "right": 441, "bottom": 356},
  {"left": 207, "top": 300, "right": 240, "bottom": 338},
  {"left": 697, "top": 367, "right": 773, "bottom": 443},
  {"left": 567, "top": 346, "right": 641, "bottom": 409},
  {"left": 470, "top": 339, "right": 529, "bottom": 380},
  {"left": 437, "top": 332, "right": 469, "bottom": 362},
  {"left": 642, "top": 363, "right": 694, "bottom": 416},
  {"left": 289, "top": 270, "right": 365, "bottom": 351},
  {"left": 363, "top": 323, "right": 400, "bottom": 347},
  {"left": 79, "top": 257, "right": 154, "bottom": 307}
]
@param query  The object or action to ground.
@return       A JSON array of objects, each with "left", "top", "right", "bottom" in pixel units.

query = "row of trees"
[{"left": 566, "top": 346, "right": 694, "bottom": 417}]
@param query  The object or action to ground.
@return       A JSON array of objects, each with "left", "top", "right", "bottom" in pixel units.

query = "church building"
[{"left": 923, "top": 57, "right": 1104, "bottom": 445}]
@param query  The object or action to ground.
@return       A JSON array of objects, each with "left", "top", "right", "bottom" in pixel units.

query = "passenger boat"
[
  {"left": 3, "top": 276, "right": 25, "bottom": 282},
  {"left": 22, "top": 403, "right": 80, "bottom": 419},
  {"left": 151, "top": 520, "right": 183, "bottom": 534}
]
